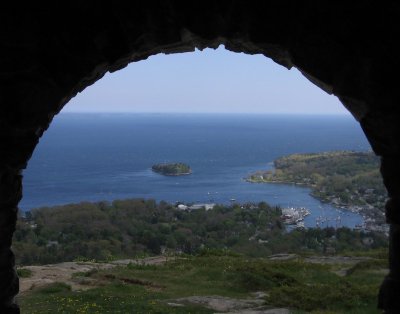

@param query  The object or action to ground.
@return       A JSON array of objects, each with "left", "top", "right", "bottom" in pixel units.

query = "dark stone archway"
[{"left": 1, "top": 2, "right": 399, "bottom": 312}]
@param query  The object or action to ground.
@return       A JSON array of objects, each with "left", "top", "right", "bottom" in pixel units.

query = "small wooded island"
[{"left": 152, "top": 162, "right": 192, "bottom": 176}]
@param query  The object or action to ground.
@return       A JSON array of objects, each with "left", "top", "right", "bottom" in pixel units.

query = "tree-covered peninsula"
[
  {"left": 152, "top": 162, "right": 192, "bottom": 176},
  {"left": 247, "top": 151, "right": 387, "bottom": 226}
]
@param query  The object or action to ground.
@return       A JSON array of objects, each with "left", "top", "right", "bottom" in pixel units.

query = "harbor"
[
  {"left": 281, "top": 207, "right": 311, "bottom": 229},
  {"left": 279, "top": 204, "right": 386, "bottom": 232}
]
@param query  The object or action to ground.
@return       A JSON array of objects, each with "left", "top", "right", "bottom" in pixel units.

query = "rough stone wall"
[{"left": 1, "top": 1, "right": 399, "bottom": 312}]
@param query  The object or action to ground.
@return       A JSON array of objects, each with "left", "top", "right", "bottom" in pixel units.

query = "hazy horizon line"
[{"left": 60, "top": 111, "right": 351, "bottom": 116}]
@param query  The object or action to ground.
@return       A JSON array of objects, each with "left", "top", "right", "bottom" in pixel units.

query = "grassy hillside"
[{"left": 17, "top": 251, "right": 387, "bottom": 313}]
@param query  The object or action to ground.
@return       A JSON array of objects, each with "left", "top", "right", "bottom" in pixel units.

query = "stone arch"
[{"left": 1, "top": 2, "right": 399, "bottom": 312}]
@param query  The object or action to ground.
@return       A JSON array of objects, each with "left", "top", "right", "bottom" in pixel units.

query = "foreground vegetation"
[
  {"left": 17, "top": 250, "right": 387, "bottom": 313},
  {"left": 247, "top": 151, "right": 387, "bottom": 225},
  {"left": 15, "top": 198, "right": 388, "bottom": 313},
  {"left": 14, "top": 199, "right": 388, "bottom": 266}
]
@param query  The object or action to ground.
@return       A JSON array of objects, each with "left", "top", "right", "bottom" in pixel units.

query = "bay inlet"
[{"left": 21, "top": 113, "right": 370, "bottom": 228}]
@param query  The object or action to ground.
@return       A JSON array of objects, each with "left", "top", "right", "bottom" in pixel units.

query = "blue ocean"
[{"left": 21, "top": 113, "right": 372, "bottom": 228}]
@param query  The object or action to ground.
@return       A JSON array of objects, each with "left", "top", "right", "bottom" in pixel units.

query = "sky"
[{"left": 64, "top": 46, "right": 349, "bottom": 115}]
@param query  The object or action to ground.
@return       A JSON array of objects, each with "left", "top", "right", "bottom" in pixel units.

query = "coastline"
[
  {"left": 246, "top": 176, "right": 388, "bottom": 234},
  {"left": 154, "top": 171, "right": 192, "bottom": 176}
]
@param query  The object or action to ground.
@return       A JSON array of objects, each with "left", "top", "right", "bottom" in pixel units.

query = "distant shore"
[{"left": 246, "top": 151, "right": 388, "bottom": 233}]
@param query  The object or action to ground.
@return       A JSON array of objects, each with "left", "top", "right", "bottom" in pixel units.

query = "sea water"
[{"left": 21, "top": 113, "right": 372, "bottom": 228}]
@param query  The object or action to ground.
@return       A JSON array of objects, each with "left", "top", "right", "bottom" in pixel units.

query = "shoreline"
[
  {"left": 153, "top": 171, "right": 192, "bottom": 176},
  {"left": 246, "top": 177, "right": 388, "bottom": 233}
]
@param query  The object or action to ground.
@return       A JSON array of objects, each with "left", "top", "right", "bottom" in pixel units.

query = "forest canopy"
[{"left": 14, "top": 199, "right": 387, "bottom": 266}]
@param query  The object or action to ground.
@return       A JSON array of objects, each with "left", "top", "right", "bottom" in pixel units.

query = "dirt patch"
[
  {"left": 18, "top": 256, "right": 171, "bottom": 294},
  {"left": 168, "top": 295, "right": 289, "bottom": 313},
  {"left": 268, "top": 254, "right": 299, "bottom": 261},
  {"left": 173, "top": 295, "right": 263, "bottom": 312},
  {"left": 304, "top": 256, "right": 371, "bottom": 265},
  {"left": 223, "top": 310, "right": 290, "bottom": 314},
  {"left": 112, "top": 256, "right": 170, "bottom": 266},
  {"left": 18, "top": 262, "right": 107, "bottom": 293}
]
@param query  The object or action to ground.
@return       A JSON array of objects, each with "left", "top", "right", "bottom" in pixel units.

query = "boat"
[
  {"left": 296, "top": 221, "right": 305, "bottom": 228},
  {"left": 281, "top": 206, "right": 310, "bottom": 225},
  {"left": 354, "top": 223, "right": 364, "bottom": 230}
]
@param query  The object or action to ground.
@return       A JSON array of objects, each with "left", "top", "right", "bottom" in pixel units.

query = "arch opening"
[
  {"left": 14, "top": 47, "right": 388, "bottom": 314},
  {"left": 22, "top": 46, "right": 360, "bottom": 211}
]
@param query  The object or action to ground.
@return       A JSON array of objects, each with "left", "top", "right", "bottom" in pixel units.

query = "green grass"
[
  {"left": 17, "top": 268, "right": 33, "bottom": 278},
  {"left": 18, "top": 284, "right": 212, "bottom": 314},
  {"left": 18, "top": 253, "right": 385, "bottom": 313}
]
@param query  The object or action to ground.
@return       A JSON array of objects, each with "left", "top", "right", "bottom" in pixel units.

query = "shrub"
[
  {"left": 38, "top": 282, "right": 71, "bottom": 294},
  {"left": 17, "top": 268, "right": 32, "bottom": 278}
]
